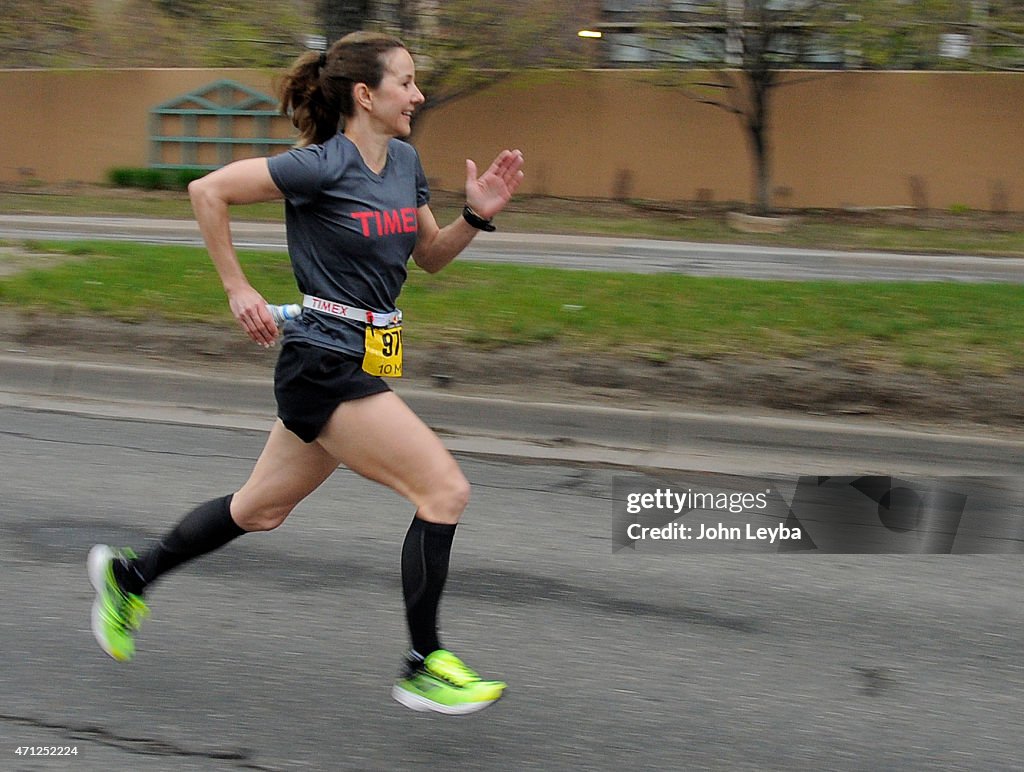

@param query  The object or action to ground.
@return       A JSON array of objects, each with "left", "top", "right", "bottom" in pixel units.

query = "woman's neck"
[{"left": 343, "top": 123, "right": 390, "bottom": 174}]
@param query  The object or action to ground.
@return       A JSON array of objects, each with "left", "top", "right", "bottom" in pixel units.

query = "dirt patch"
[
  {"left": 3, "top": 310, "right": 1022, "bottom": 432},
  {"left": 0, "top": 245, "right": 87, "bottom": 277}
]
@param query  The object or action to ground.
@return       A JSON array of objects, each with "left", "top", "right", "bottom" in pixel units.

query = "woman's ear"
[{"left": 353, "top": 83, "right": 373, "bottom": 112}]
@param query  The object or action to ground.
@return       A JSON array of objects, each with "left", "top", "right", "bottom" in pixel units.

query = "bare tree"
[
  {"left": 601, "top": 0, "right": 848, "bottom": 214},
  {"left": 694, "top": 1, "right": 840, "bottom": 215},
  {"left": 599, "top": 0, "right": 1024, "bottom": 214},
  {"left": 387, "top": 0, "right": 593, "bottom": 135}
]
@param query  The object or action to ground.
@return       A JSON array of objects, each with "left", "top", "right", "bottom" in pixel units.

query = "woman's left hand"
[{"left": 465, "top": 149, "right": 525, "bottom": 220}]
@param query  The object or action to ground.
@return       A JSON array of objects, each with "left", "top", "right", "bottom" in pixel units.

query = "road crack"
[{"left": 0, "top": 712, "right": 279, "bottom": 770}]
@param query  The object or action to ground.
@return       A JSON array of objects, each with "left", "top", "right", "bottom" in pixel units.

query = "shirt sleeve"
[
  {"left": 414, "top": 149, "right": 430, "bottom": 208},
  {"left": 266, "top": 145, "right": 326, "bottom": 207}
]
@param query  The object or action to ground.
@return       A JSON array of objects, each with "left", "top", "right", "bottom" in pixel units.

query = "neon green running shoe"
[
  {"left": 392, "top": 649, "right": 506, "bottom": 715},
  {"left": 88, "top": 545, "right": 149, "bottom": 662}
]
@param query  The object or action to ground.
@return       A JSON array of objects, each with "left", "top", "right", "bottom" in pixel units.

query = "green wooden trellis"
[{"left": 148, "top": 79, "right": 295, "bottom": 170}]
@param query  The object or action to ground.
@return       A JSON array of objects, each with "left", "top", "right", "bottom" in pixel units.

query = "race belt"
[{"left": 302, "top": 294, "right": 402, "bottom": 328}]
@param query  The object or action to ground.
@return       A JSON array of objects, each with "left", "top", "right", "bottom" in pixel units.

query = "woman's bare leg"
[
  {"left": 315, "top": 390, "right": 471, "bottom": 658},
  {"left": 314, "top": 391, "right": 470, "bottom": 524},
  {"left": 230, "top": 419, "right": 342, "bottom": 531}
]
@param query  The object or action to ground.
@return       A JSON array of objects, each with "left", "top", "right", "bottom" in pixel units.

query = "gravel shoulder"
[{"left": 3, "top": 310, "right": 1022, "bottom": 434}]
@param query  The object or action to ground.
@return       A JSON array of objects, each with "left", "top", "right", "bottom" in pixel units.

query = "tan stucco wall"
[
  {"left": 0, "top": 69, "right": 289, "bottom": 183},
  {"left": 2, "top": 68, "right": 1022, "bottom": 211}
]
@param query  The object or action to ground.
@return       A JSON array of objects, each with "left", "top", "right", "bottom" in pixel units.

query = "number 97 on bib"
[{"left": 362, "top": 325, "right": 403, "bottom": 377}]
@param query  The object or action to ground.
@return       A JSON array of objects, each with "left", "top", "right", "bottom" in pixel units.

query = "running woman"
[{"left": 87, "top": 31, "right": 524, "bottom": 716}]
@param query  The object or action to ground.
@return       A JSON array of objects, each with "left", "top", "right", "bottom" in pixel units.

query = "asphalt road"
[
  {"left": 2, "top": 404, "right": 1023, "bottom": 771},
  {"left": 2, "top": 214, "right": 1022, "bottom": 770},
  {"left": 3, "top": 214, "right": 1024, "bottom": 282}
]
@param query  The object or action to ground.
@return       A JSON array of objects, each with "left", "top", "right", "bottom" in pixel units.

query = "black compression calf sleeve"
[
  {"left": 118, "top": 494, "right": 245, "bottom": 594},
  {"left": 401, "top": 515, "right": 458, "bottom": 657}
]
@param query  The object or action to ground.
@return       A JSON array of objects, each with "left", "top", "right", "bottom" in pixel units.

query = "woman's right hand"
[{"left": 228, "top": 285, "right": 278, "bottom": 348}]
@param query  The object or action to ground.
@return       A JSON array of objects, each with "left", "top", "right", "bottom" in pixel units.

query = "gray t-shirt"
[{"left": 267, "top": 133, "right": 430, "bottom": 356}]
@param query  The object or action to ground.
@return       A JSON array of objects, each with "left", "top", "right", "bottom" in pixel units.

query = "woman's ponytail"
[{"left": 278, "top": 51, "right": 341, "bottom": 147}]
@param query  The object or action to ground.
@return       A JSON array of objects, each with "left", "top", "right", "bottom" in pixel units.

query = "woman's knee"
[
  {"left": 449, "top": 473, "right": 471, "bottom": 514},
  {"left": 418, "top": 471, "right": 471, "bottom": 524}
]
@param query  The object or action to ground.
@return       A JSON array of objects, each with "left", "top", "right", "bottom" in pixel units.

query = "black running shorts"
[{"left": 274, "top": 341, "right": 391, "bottom": 443}]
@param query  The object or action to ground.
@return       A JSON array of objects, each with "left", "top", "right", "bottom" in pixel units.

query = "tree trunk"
[
  {"left": 747, "top": 71, "right": 773, "bottom": 216},
  {"left": 319, "top": 0, "right": 370, "bottom": 45},
  {"left": 395, "top": 0, "right": 418, "bottom": 37},
  {"left": 749, "top": 121, "right": 771, "bottom": 215}
]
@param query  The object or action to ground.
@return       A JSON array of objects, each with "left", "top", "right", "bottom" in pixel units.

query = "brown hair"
[{"left": 278, "top": 31, "right": 407, "bottom": 147}]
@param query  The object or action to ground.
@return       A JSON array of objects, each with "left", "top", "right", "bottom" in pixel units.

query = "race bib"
[{"left": 362, "top": 325, "right": 403, "bottom": 378}]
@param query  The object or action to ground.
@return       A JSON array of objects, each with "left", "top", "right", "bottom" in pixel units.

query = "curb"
[
  {"left": 0, "top": 352, "right": 689, "bottom": 449},
  {"left": 3, "top": 354, "right": 1024, "bottom": 476}
]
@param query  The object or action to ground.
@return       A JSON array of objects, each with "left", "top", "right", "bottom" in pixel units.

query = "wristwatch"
[{"left": 462, "top": 205, "right": 496, "bottom": 232}]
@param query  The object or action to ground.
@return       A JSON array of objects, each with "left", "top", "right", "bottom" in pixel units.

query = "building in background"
[{"left": 588, "top": 0, "right": 1024, "bottom": 70}]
